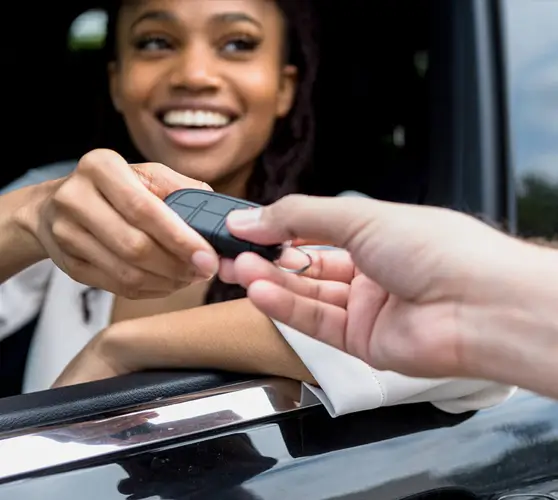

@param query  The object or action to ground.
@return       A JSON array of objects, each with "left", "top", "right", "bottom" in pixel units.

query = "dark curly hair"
[{"left": 100, "top": 0, "right": 320, "bottom": 305}]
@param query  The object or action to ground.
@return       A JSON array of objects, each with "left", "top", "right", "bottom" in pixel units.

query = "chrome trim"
[
  {"left": 0, "top": 378, "right": 317, "bottom": 482},
  {"left": 499, "top": 494, "right": 558, "bottom": 499}
]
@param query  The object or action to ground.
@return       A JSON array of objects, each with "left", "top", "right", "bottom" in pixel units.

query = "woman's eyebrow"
[
  {"left": 210, "top": 12, "right": 263, "bottom": 29},
  {"left": 129, "top": 10, "right": 262, "bottom": 31},
  {"left": 130, "top": 10, "right": 177, "bottom": 30}
]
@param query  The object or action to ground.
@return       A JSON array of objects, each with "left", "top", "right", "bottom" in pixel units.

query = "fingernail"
[
  {"left": 227, "top": 208, "right": 262, "bottom": 228},
  {"left": 191, "top": 251, "right": 219, "bottom": 278}
]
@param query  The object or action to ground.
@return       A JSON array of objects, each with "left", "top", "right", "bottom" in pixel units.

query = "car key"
[{"left": 164, "top": 188, "right": 284, "bottom": 262}]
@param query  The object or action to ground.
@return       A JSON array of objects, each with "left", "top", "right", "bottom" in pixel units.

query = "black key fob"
[{"left": 164, "top": 189, "right": 283, "bottom": 261}]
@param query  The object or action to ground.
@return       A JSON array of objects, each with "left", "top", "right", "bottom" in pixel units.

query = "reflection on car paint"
[
  {"left": 0, "top": 378, "right": 313, "bottom": 481},
  {"left": 0, "top": 390, "right": 556, "bottom": 500}
]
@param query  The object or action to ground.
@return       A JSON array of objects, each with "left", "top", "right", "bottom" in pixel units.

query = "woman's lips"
[
  {"left": 157, "top": 108, "right": 237, "bottom": 149},
  {"left": 161, "top": 124, "right": 234, "bottom": 149}
]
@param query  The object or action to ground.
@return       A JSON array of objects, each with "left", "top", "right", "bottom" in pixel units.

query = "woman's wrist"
[
  {"left": 13, "top": 180, "right": 59, "bottom": 250},
  {"left": 0, "top": 183, "right": 54, "bottom": 280},
  {"left": 460, "top": 241, "right": 558, "bottom": 396}
]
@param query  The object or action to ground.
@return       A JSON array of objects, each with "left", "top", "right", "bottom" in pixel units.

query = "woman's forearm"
[
  {"left": 54, "top": 298, "right": 317, "bottom": 387},
  {"left": 0, "top": 184, "right": 50, "bottom": 282},
  {"left": 463, "top": 241, "right": 558, "bottom": 398}
]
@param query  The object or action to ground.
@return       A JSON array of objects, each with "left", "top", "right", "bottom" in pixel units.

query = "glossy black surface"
[
  {"left": 163, "top": 189, "right": 283, "bottom": 262},
  {"left": 1, "top": 391, "right": 556, "bottom": 500},
  {"left": 0, "top": 370, "right": 253, "bottom": 434}
]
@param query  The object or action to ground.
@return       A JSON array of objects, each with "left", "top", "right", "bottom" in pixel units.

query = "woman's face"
[{"left": 110, "top": 0, "right": 297, "bottom": 195}]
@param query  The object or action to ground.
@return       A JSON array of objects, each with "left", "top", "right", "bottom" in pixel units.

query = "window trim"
[
  {"left": 0, "top": 378, "right": 317, "bottom": 483},
  {"left": 426, "top": 0, "right": 515, "bottom": 229}
]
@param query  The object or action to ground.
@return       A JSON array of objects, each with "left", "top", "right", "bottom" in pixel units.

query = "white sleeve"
[
  {"left": 274, "top": 321, "right": 516, "bottom": 417},
  {"left": 0, "top": 261, "right": 54, "bottom": 341}
]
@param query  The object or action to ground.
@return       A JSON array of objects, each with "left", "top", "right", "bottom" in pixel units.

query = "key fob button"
[{"left": 164, "top": 189, "right": 283, "bottom": 262}]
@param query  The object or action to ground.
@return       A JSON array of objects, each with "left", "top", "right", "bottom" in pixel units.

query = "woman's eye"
[
  {"left": 221, "top": 37, "right": 260, "bottom": 54},
  {"left": 134, "top": 36, "right": 172, "bottom": 52}
]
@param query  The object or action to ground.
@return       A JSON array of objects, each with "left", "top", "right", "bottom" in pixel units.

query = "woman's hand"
[{"left": 18, "top": 149, "right": 219, "bottom": 298}]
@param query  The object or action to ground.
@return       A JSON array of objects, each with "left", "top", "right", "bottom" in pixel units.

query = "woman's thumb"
[{"left": 131, "top": 162, "right": 213, "bottom": 200}]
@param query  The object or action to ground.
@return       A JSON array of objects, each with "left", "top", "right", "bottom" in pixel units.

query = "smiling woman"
[{"left": 105, "top": 0, "right": 302, "bottom": 198}]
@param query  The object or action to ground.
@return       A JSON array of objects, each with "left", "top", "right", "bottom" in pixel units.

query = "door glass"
[{"left": 501, "top": 0, "right": 558, "bottom": 239}]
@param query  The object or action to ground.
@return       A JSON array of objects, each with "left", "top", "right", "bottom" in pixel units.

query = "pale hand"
[{"left": 220, "top": 194, "right": 531, "bottom": 379}]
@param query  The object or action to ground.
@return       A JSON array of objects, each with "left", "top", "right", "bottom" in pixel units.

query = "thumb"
[
  {"left": 131, "top": 162, "right": 213, "bottom": 200},
  {"left": 226, "top": 194, "right": 383, "bottom": 251},
  {"left": 226, "top": 195, "right": 447, "bottom": 300}
]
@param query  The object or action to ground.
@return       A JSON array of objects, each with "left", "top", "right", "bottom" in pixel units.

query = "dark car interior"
[{"left": 0, "top": 0, "right": 510, "bottom": 434}]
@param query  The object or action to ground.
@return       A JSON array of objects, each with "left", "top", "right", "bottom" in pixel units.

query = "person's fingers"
[
  {"left": 344, "top": 275, "right": 389, "bottom": 365},
  {"left": 60, "top": 254, "right": 176, "bottom": 299},
  {"left": 231, "top": 252, "right": 350, "bottom": 307},
  {"left": 226, "top": 194, "right": 380, "bottom": 250},
  {"left": 52, "top": 218, "right": 198, "bottom": 294},
  {"left": 130, "top": 161, "right": 213, "bottom": 200},
  {"left": 50, "top": 188, "right": 211, "bottom": 282},
  {"left": 226, "top": 194, "right": 477, "bottom": 300},
  {"left": 290, "top": 238, "right": 333, "bottom": 247},
  {"left": 219, "top": 248, "right": 355, "bottom": 285},
  {"left": 75, "top": 149, "right": 218, "bottom": 267},
  {"left": 218, "top": 258, "right": 237, "bottom": 283},
  {"left": 246, "top": 280, "right": 349, "bottom": 351},
  {"left": 290, "top": 248, "right": 356, "bottom": 282},
  {"left": 80, "top": 149, "right": 211, "bottom": 203}
]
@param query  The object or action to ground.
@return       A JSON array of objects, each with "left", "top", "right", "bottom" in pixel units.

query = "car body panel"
[{"left": 0, "top": 390, "right": 556, "bottom": 499}]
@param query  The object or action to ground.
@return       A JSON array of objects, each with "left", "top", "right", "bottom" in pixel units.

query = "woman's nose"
[{"left": 168, "top": 44, "right": 221, "bottom": 92}]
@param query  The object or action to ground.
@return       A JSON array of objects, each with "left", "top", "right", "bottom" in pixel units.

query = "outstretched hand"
[{"left": 219, "top": 194, "right": 533, "bottom": 380}]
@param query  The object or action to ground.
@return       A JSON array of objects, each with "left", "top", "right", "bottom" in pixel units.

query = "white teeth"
[{"left": 163, "top": 110, "right": 231, "bottom": 127}]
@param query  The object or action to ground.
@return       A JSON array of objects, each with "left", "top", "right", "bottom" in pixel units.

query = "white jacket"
[{"left": 0, "top": 162, "right": 515, "bottom": 416}]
